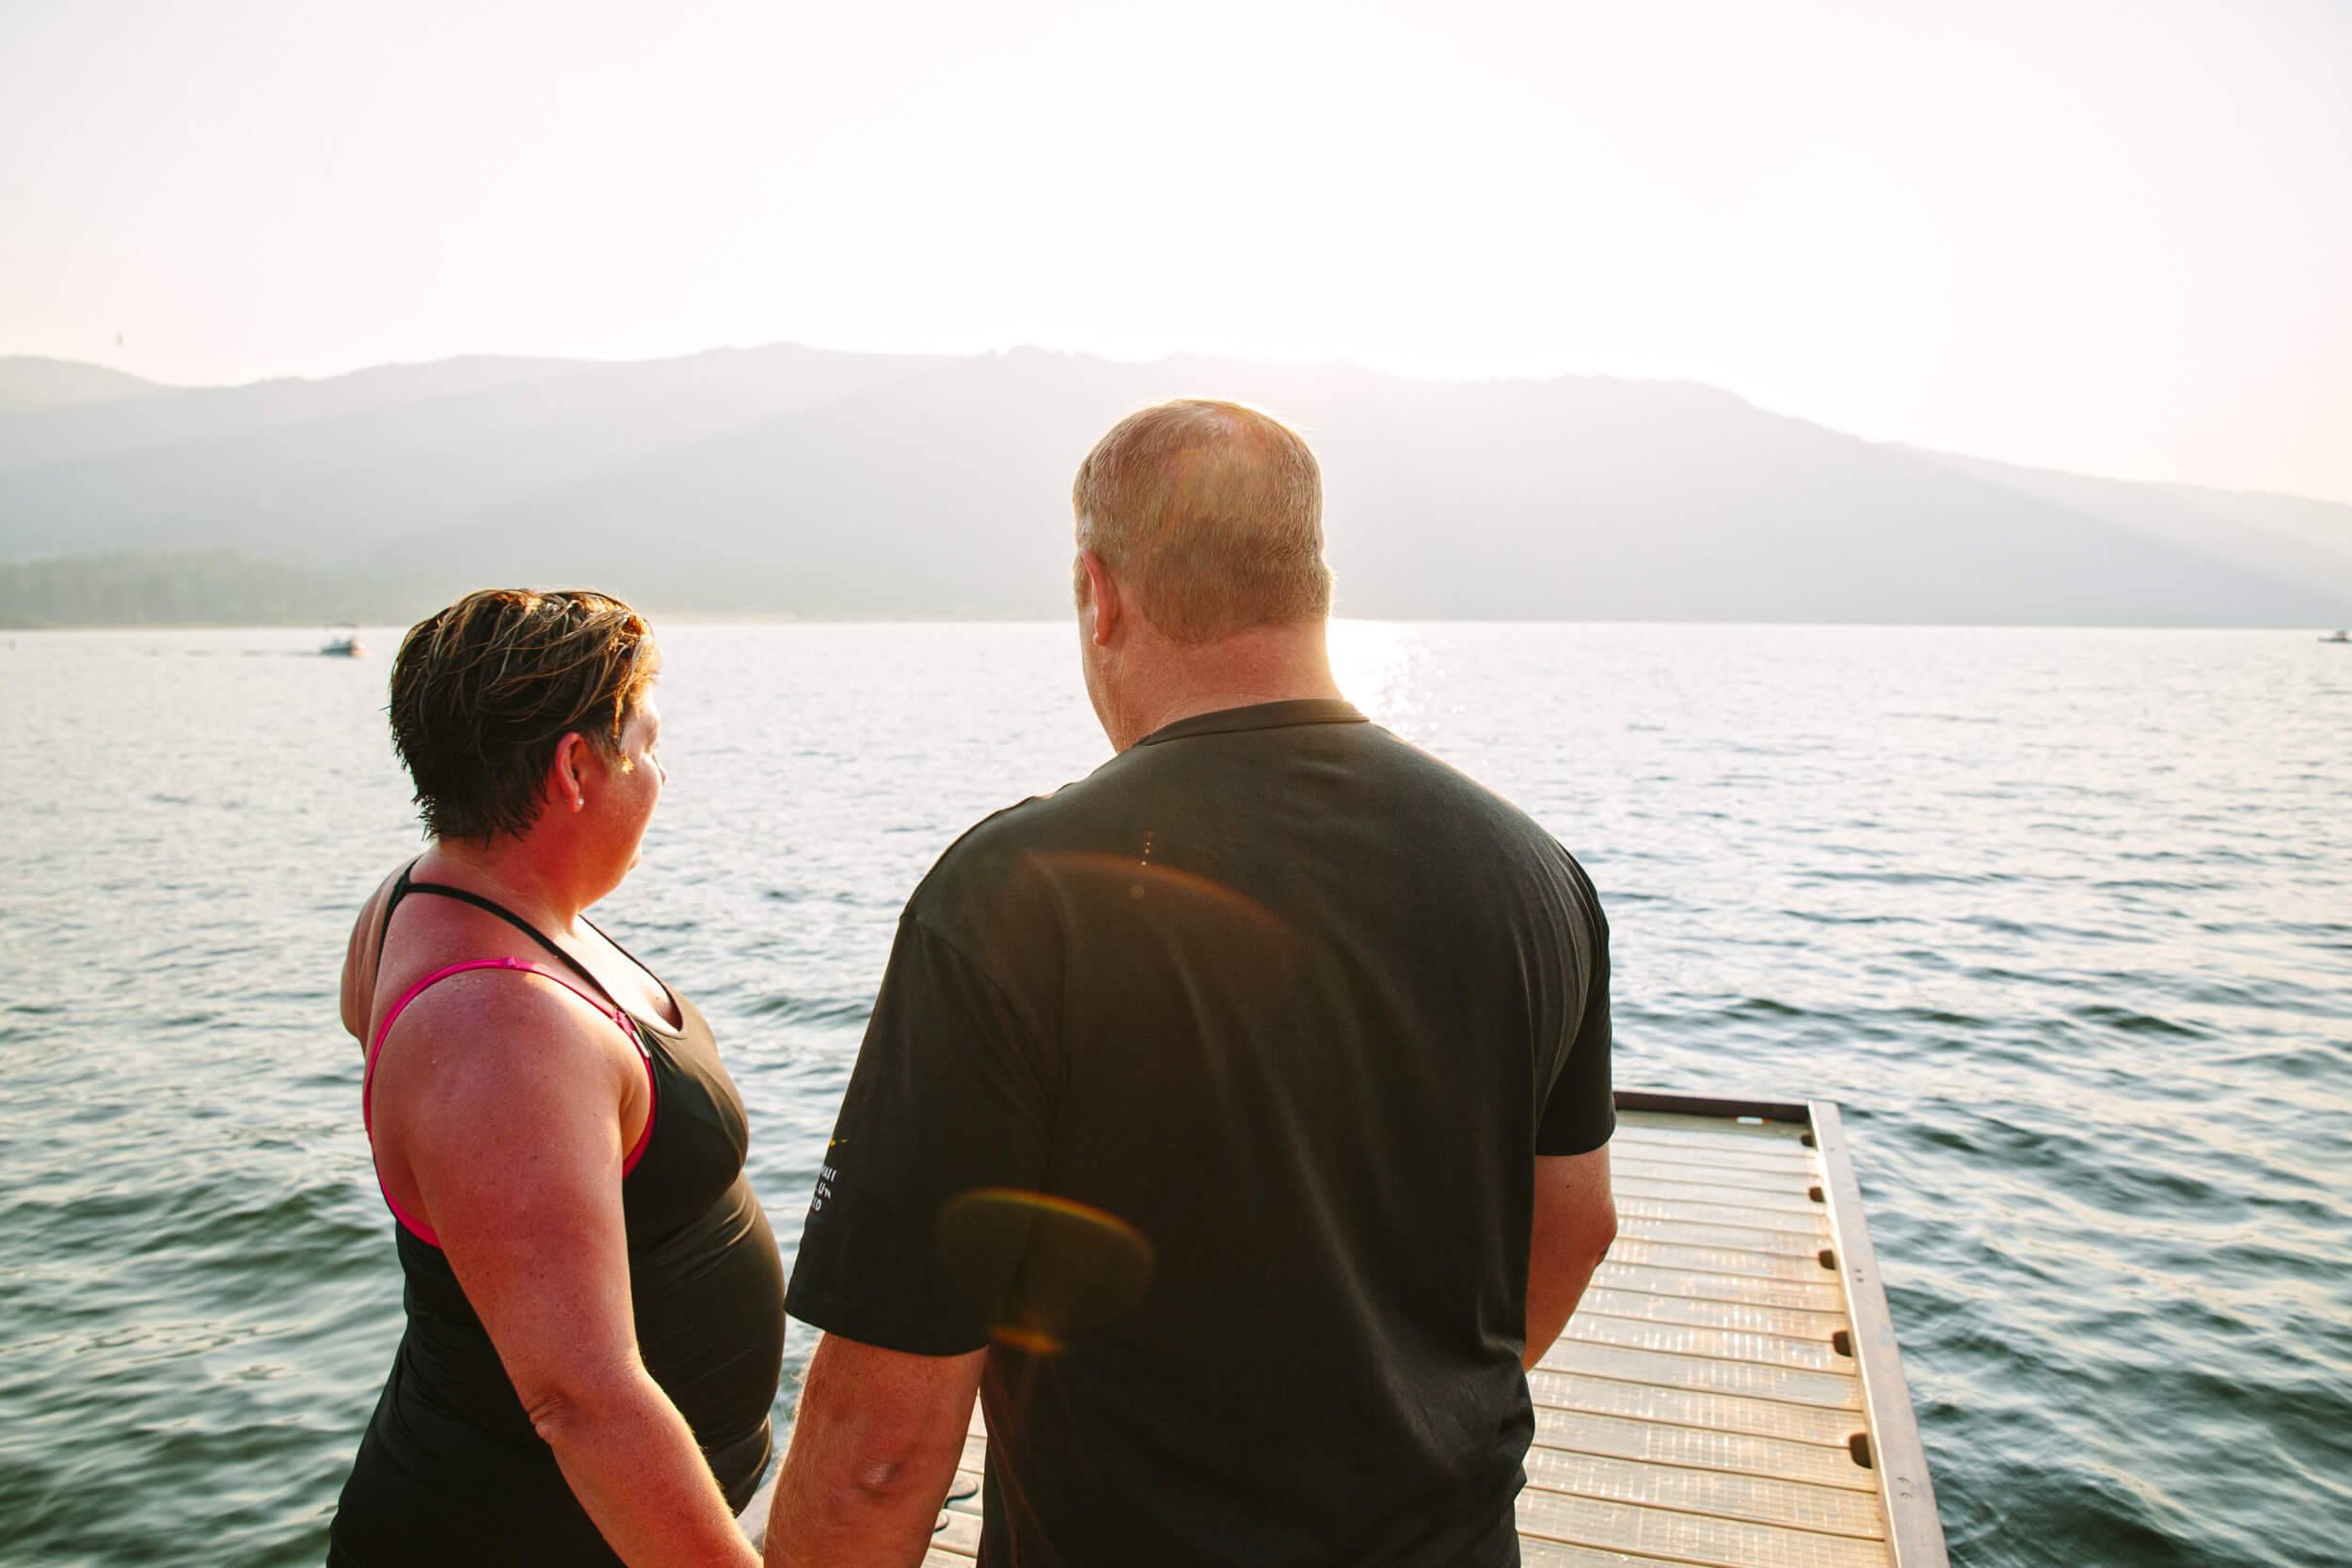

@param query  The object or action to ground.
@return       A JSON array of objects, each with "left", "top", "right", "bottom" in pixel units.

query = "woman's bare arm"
[
  {"left": 378, "top": 975, "right": 759, "bottom": 1568},
  {"left": 340, "top": 870, "right": 401, "bottom": 1044}
]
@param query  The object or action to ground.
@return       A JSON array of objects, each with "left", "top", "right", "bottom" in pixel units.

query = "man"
[{"left": 765, "top": 400, "right": 1616, "bottom": 1567}]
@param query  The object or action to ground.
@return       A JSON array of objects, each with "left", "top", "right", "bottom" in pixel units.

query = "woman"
[{"left": 330, "top": 589, "right": 781, "bottom": 1568}]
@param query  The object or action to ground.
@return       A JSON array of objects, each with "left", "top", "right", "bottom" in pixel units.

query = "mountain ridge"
[
  {"left": 1, "top": 344, "right": 2344, "bottom": 626},
  {"left": 0, "top": 357, "right": 167, "bottom": 411}
]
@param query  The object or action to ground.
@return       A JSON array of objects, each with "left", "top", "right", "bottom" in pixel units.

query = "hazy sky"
[{"left": 5, "top": 0, "right": 2348, "bottom": 502}]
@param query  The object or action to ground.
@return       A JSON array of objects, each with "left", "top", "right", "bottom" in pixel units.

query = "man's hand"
[
  {"left": 1526, "top": 1145, "right": 1616, "bottom": 1370},
  {"left": 761, "top": 1332, "right": 987, "bottom": 1568}
]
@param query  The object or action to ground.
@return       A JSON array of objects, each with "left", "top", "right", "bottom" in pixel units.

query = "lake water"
[{"left": 2, "top": 622, "right": 2347, "bottom": 1567}]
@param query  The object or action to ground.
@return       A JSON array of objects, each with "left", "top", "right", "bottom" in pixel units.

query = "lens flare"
[{"left": 935, "top": 1188, "right": 1156, "bottom": 1355}]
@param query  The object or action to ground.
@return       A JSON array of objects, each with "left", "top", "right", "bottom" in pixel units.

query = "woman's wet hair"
[{"left": 389, "top": 588, "right": 660, "bottom": 844}]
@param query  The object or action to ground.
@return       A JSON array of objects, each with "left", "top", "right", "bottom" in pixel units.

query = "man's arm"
[
  {"left": 762, "top": 1333, "right": 987, "bottom": 1568},
  {"left": 1526, "top": 1144, "right": 1616, "bottom": 1370}
]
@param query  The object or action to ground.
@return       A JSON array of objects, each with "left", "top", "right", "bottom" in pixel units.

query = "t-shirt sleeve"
[
  {"left": 1535, "top": 871, "right": 1613, "bottom": 1157},
  {"left": 784, "top": 913, "right": 1056, "bottom": 1355}
]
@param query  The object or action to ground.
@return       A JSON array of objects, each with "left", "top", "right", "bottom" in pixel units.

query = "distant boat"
[
  {"left": 320, "top": 625, "right": 368, "bottom": 657},
  {"left": 2322, "top": 629, "right": 2350, "bottom": 643}
]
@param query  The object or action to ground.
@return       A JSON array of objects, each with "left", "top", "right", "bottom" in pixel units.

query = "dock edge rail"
[
  {"left": 1615, "top": 1086, "right": 1951, "bottom": 1568},
  {"left": 745, "top": 1089, "right": 1955, "bottom": 1566}
]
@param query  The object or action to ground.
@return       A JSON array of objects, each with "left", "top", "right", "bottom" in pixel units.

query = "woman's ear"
[{"left": 548, "top": 732, "right": 591, "bottom": 816}]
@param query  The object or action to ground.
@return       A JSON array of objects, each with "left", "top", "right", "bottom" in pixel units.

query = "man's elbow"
[
  {"left": 828, "top": 1450, "right": 930, "bottom": 1512},
  {"left": 1581, "top": 1197, "right": 1619, "bottom": 1263},
  {"left": 791, "top": 1376, "right": 962, "bottom": 1518},
  {"left": 784, "top": 1415, "right": 963, "bottom": 1546},
  {"left": 1543, "top": 1198, "right": 1615, "bottom": 1280}
]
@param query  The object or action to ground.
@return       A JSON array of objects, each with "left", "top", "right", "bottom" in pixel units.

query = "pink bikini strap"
[{"left": 363, "top": 958, "right": 658, "bottom": 1248}]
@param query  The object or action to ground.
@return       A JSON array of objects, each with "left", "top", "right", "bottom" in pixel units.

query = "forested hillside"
[
  {"left": 4, "top": 346, "right": 2345, "bottom": 627},
  {"left": 0, "top": 551, "right": 432, "bottom": 628}
]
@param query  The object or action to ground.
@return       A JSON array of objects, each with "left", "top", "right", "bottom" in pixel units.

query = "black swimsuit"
[{"left": 328, "top": 868, "right": 785, "bottom": 1566}]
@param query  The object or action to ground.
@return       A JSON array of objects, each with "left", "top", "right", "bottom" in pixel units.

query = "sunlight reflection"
[{"left": 1327, "top": 619, "right": 1419, "bottom": 724}]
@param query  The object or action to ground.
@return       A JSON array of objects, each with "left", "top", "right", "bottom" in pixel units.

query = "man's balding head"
[{"left": 1073, "top": 400, "right": 1331, "bottom": 644}]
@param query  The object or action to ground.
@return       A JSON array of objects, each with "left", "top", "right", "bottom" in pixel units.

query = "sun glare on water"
[{"left": 1327, "top": 620, "right": 1419, "bottom": 724}]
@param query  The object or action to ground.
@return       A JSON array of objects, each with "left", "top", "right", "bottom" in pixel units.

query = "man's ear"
[
  {"left": 548, "top": 732, "right": 591, "bottom": 816},
  {"left": 1077, "top": 549, "right": 1121, "bottom": 648}
]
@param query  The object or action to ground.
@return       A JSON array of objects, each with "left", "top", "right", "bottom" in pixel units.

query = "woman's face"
[{"left": 593, "top": 689, "right": 667, "bottom": 880}]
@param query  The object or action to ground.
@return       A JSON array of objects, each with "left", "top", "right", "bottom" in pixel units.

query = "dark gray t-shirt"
[{"left": 787, "top": 699, "right": 1613, "bottom": 1568}]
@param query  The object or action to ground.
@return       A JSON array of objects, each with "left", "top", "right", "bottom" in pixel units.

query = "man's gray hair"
[{"left": 1072, "top": 399, "right": 1332, "bottom": 644}]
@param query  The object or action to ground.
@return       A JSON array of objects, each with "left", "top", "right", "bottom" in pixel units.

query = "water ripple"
[{"left": 2, "top": 622, "right": 2347, "bottom": 1568}]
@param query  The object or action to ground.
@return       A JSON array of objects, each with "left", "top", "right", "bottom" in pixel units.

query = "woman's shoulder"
[
  {"left": 364, "top": 962, "right": 652, "bottom": 1262},
  {"left": 380, "top": 962, "right": 639, "bottom": 1082},
  {"left": 340, "top": 860, "right": 416, "bottom": 1044},
  {"left": 366, "top": 960, "right": 649, "bottom": 1182}
]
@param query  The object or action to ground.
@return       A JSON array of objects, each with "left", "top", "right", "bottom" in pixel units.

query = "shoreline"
[{"left": 4, "top": 614, "right": 2341, "bottom": 634}]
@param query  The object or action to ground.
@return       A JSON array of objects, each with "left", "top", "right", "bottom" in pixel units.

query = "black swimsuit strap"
[{"left": 376, "top": 862, "right": 620, "bottom": 1008}]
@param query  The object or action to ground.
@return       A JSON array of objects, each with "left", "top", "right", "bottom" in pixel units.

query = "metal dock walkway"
[
  {"left": 811, "top": 1090, "right": 1948, "bottom": 1567},
  {"left": 1506, "top": 1090, "right": 1947, "bottom": 1568}
]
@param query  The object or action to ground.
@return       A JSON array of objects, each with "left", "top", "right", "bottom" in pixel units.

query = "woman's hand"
[{"left": 373, "top": 971, "right": 760, "bottom": 1568}]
